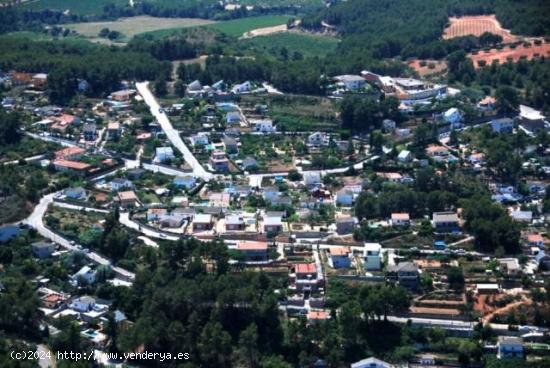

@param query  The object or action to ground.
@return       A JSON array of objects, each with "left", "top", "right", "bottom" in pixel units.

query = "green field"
[
  {"left": 141, "top": 15, "right": 293, "bottom": 38},
  {"left": 65, "top": 16, "right": 216, "bottom": 43},
  {"left": 22, "top": 0, "right": 127, "bottom": 15},
  {"left": 242, "top": 32, "right": 339, "bottom": 57}
]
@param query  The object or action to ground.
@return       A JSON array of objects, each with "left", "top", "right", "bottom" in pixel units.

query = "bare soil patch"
[
  {"left": 443, "top": 15, "right": 518, "bottom": 43},
  {"left": 469, "top": 42, "right": 550, "bottom": 68}
]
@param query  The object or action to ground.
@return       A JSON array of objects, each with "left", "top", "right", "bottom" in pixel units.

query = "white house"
[
  {"left": 333, "top": 75, "right": 366, "bottom": 91},
  {"left": 397, "top": 149, "right": 411, "bottom": 162},
  {"left": 363, "top": 243, "right": 382, "bottom": 270},
  {"left": 391, "top": 213, "right": 410, "bottom": 226},
  {"left": 190, "top": 133, "right": 210, "bottom": 146},
  {"left": 110, "top": 178, "right": 133, "bottom": 192},
  {"left": 69, "top": 296, "right": 96, "bottom": 313},
  {"left": 71, "top": 266, "right": 97, "bottom": 285},
  {"left": 303, "top": 172, "right": 322, "bottom": 187},
  {"left": 308, "top": 132, "right": 329, "bottom": 146},
  {"left": 155, "top": 147, "right": 175, "bottom": 163},
  {"left": 255, "top": 119, "right": 276, "bottom": 133},
  {"left": 231, "top": 81, "right": 252, "bottom": 94},
  {"left": 351, "top": 357, "right": 393, "bottom": 368},
  {"left": 443, "top": 107, "right": 463, "bottom": 129}
]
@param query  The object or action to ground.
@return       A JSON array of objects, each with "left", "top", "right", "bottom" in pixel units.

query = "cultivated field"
[
  {"left": 66, "top": 16, "right": 216, "bottom": 43},
  {"left": 406, "top": 59, "right": 447, "bottom": 77},
  {"left": 443, "top": 15, "right": 518, "bottom": 43},
  {"left": 469, "top": 42, "right": 550, "bottom": 68},
  {"left": 22, "top": 0, "right": 127, "bottom": 15},
  {"left": 242, "top": 32, "right": 339, "bottom": 58}
]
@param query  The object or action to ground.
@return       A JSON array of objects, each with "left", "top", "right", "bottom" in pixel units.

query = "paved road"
[
  {"left": 119, "top": 211, "right": 181, "bottom": 241},
  {"left": 3, "top": 153, "right": 46, "bottom": 166},
  {"left": 249, "top": 155, "right": 376, "bottom": 188},
  {"left": 23, "top": 194, "right": 135, "bottom": 282},
  {"left": 25, "top": 132, "right": 78, "bottom": 148},
  {"left": 136, "top": 82, "right": 213, "bottom": 181}
]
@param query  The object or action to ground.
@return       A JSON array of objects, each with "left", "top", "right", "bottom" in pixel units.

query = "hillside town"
[{"left": 0, "top": 0, "right": 550, "bottom": 367}]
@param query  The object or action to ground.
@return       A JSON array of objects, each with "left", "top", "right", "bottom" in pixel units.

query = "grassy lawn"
[
  {"left": 22, "top": 0, "right": 127, "bottom": 15},
  {"left": 241, "top": 32, "right": 339, "bottom": 58},
  {"left": 141, "top": 15, "right": 293, "bottom": 39},
  {"left": 66, "top": 16, "right": 216, "bottom": 43}
]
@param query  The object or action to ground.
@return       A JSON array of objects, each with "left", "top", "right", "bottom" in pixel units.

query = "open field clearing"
[
  {"left": 66, "top": 16, "right": 216, "bottom": 42},
  {"left": 469, "top": 42, "right": 550, "bottom": 68},
  {"left": 407, "top": 59, "right": 447, "bottom": 77},
  {"left": 139, "top": 14, "right": 293, "bottom": 39},
  {"left": 208, "top": 15, "right": 293, "bottom": 37},
  {"left": 242, "top": 23, "right": 288, "bottom": 38},
  {"left": 22, "top": 0, "right": 127, "bottom": 15},
  {"left": 443, "top": 15, "right": 518, "bottom": 43},
  {"left": 242, "top": 32, "right": 339, "bottom": 58}
]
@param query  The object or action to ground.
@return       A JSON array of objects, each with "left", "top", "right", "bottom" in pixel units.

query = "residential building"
[
  {"left": 255, "top": 119, "right": 276, "bottom": 133},
  {"left": 193, "top": 214, "right": 213, "bottom": 231},
  {"left": 155, "top": 147, "right": 175, "bottom": 163},
  {"left": 363, "top": 243, "right": 382, "bottom": 270},
  {"left": 526, "top": 233, "right": 544, "bottom": 248},
  {"left": 387, "top": 262, "right": 419, "bottom": 288},
  {"left": 511, "top": 210, "right": 532, "bottom": 223},
  {"left": 83, "top": 123, "right": 96, "bottom": 141},
  {"left": 71, "top": 266, "right": 97, "bottom": 285},
  {"left": 336, "top": 189, "right": 354, "bottom": 206},
  {"left": 497, "top": 336, "right": 524, "bottom": 359},
  {"left": 110, "top": 178, "right": 133, "bottom": 191},
  {"left": 336, "top": 217, "right": 357, "bottom": 235},
  {"left": 106, "top": 122, "right": 121, "bottom": 140},
  {"left": 303, "top": 171, "right": 322, "bottom": 187},
  {"left": 32, "top": 241, "right": 55, "bottom": 258},
  {"left": 308, "top": 132, "right": 329, "bottom": 146},
  {"left": 264, "top": 214, "right": 283, "bottom": 233},
  {"left": 235, "top": 241, "right": 268, "bottom": 261},
  {"left": 293, "top": 263, "right": 319, "bottom": 292},
  {"left": 231, "top": 81, "right": 252, "bottom": 94},
  {"left": 53, "top": 159, "right": 91, "bottom": 174},
  {"left": 210, "top": 150, "right": 230, "bottom": 172},
  {"left": 173, "top": 175, "right": 196, "bottom": 190},
  {"left": 242, "top": 157, "right": 258, "bottom": 170},
  {"left": 225, "top": 111, "right": 241, "bottom": 125},
  {"left": 391, "top": 213, "right": 410, "bottom": 226},
  {"left": 223, "top": 136, "right": 239, "bottom": 154},
  {"left": 333, "top": 75, "right": 366, "bottom": 91},
  {"left": 147, "top": 208, "right": 167, "bottom": 222},
  {"left": 69, "top": 296, "right": 96, "bottom": 313},
  {"left": 327, "top": 246, "right": 351, "bottom": 269},
  {"left": 491, "top": 118, "right": 514, "bottom": 133},
  {"left": 64, "top": 187, "right": 87, "bottom": 200},
  {"left": 159, "top": 214, "right": 186, "bottom": 228},
  {"left": 397, "top": 149, "right": 411, "bottom": 162},
  {"left": 442, "top": 107, "right": 463, "bottom": 128},
  {"left": 432, "top": 211, "right": 460, "bottom": 233},
  {"left": 226, "top": 215, "right": 245, "bottom": 231},
  {"left": 519, "top": 105, "right": 546, "bottom": 133},
  {"left": 109, "top": 89, "right": 136, "bottom": 101},
  {"left": 351, "top": 357, "right": 393, "bottom": 368},
  {"left": 55, "top": 147, "right": 86, "bottom": 160},
  {"left": 117, "top": 191, "right": 138, "bottom": 208}
]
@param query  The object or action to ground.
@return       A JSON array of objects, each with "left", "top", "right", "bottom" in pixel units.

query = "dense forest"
[
  {"left": 0, "top": 36, "right": 171, "bottom": 103},
  {"left": 302, "top": 0, "right": 550, "bottom": 70}
]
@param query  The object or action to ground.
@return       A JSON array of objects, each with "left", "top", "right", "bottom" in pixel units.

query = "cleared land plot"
[
  {"left": 242, "top": 32, "right": 339, "bottom": 58},
  {"left": 443, "top": 15, "right": 518, "bottom": 43},
  {"left": 406, "top": 59, "right": 447, "bottom": 77},
  {"left": 138, "top": 15, "right": 292, "bottom": 39},
  {"left": 66, "top": 16, "right": 216, "bottom": 42},
  {"left": 22, "top": 0, "right": 127, "bottom": 15},
  {"left": 469, "top": 42, "right": 550, "bottom": 68}
]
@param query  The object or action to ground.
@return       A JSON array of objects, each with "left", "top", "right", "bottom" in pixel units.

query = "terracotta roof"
[
  {"left": 392, "top": 213, "right": 410, "bottom": 220},
  {"left": 118, "top": 191, "right": 137, "bottom": 201},
  {"left": 55, "top": 146, "right": 85, "bottom": 159},
  {"left": 53, "top": 159, "right": 90, "bottom": 170},
  {"left": 328, "top": 246, "right": 350, "bottom": 256},
  {"left": 527, "top": 234, "right": 544, "bottom": 243},
  {"left": 295, "top": 263, "right": 316, "bottom": 274},
  {"left": 307, "top": 310, "right": 328, "bottom": 320},
  {"left": 237, "top": 241, "right": 268, "bottom": 251}
]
